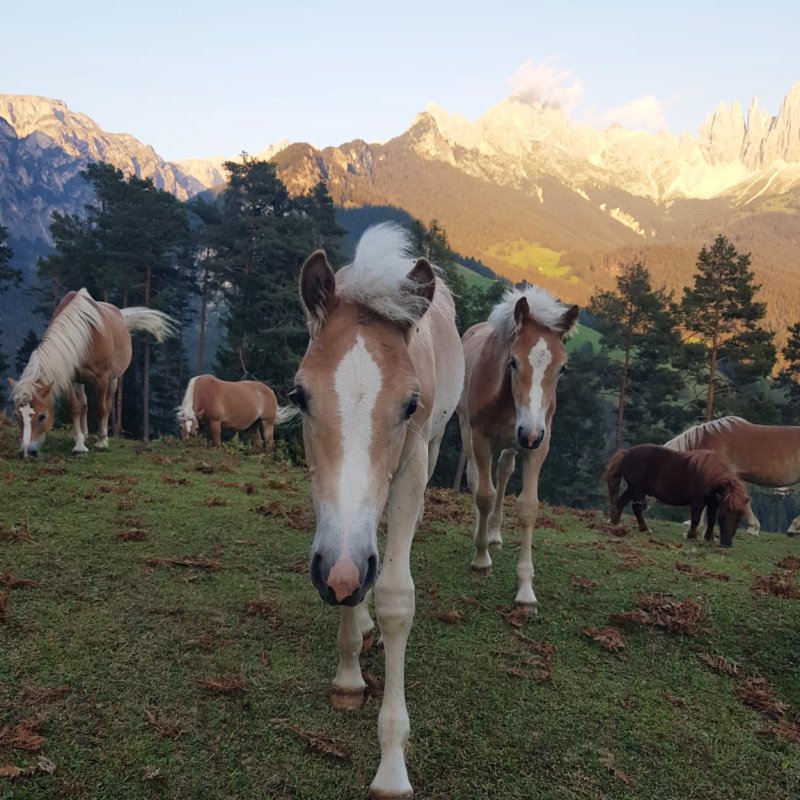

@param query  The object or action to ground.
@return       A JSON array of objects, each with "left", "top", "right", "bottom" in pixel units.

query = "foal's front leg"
[
  {"left": 331, "top": 592, "right": 376, "bottom": 710},
  {"left": 704, "top": 496, "right": 719, "bottom": 542},
  {"left": 487, "top": 448, "right": 516, "bottom": 547},
  {"left": 370, "top": 442, "right": 427, "bottom": 799},
  {"left": 686, "top": 501, "right": 704, "bottom": 540},
  {"left": 470, "top": 434, "right": 496, "bottom": 576},
  {"left": 515, "top": 449, "right": 546, "bottom": 610}
]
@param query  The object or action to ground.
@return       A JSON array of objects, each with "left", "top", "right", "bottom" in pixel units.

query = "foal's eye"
[
  {"left": 288, "top": 386, "right": 307, "bottom": 412},
  {"left": 509, "top": 357, "right": 518, "bottom": 370},
  {"left": 559, "top": 364, "right": 567, "bottom": 376},
  {"left": 405, "top": 393, "right": 420, "bottom": 419},
  {"left": 37, "top": 413, "right": 47, "bottom": 422}
]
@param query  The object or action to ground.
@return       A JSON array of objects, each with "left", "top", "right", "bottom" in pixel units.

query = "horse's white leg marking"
[
  {"left": 788, "top": 514, "right": 800, "bottom": 535},
  {"left": 744, "top": 501, "right": 760, "bottom": 536},
  {"left": 20, "top": 404, "right": 34, "bottom": 452},
  {"left": 71, "top": 384, "right": 88, "bottom": 454},
  {"left": 356, "top": 589, "right": 375, "bottom": 645},
  {"left": 332, "top": 605, "right": 367, "bottom": 709},
  {"left": 370, "top": 441, "right": 427, "bottom": 799},
  {"left": 470, "top": 434, "right": 495, "bottom": 573},
  {"left": 487, "top": 448, "right": 516, "bottom": 547},
  {"left": 515, "top": 449, "right": 542, "bottom": 609}
]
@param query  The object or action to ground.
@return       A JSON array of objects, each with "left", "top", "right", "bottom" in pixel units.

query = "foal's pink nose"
[{"left": 326, "top": 557, "right": 361, "bottom": 603}]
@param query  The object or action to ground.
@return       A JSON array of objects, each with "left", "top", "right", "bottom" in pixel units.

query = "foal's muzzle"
[
  {"left": 18, "top": 446, "right": 38, "bottom": 460},
  {"left": 310, "top": 551, "right": 378, "bottom": 607},
  {"left": 517, "top": 425, "right": 545, "bottom": 450}
]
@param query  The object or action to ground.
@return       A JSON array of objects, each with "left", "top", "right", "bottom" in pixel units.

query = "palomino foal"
[
  {"left": 458, "top": 287, "right": 578, "bottom": 608},
  {"left": 292, "top": 224, "right": 463, "bottom": 798}
]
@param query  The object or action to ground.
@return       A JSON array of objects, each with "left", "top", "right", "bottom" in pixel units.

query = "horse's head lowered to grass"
[{"left": 293, "top": 225, "right": 436, "bottom": 606}]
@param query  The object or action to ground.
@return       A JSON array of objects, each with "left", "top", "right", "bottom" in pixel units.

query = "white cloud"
[
  {"left": 585, "top": 95, "right": 668, "bottom": 132},
  {"left": 508, "top": 58, "right": 584, "bottom": 111}
]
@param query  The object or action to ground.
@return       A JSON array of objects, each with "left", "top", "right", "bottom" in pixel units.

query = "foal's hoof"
[
  {"left": 331, "top": 687, "right": 364, "bottom": 711},
  {"left": 487, "top": 531, "right": 503, "bottom": 548},
  {"left": 361, "top": 629, "right": 376, "bottom": 653},
  {"left": 72, "top": 448, "right": 88, "bottom": 456},
  {"left": 470, "top": 564, "right": 492, "bottom": 578},
  {"left": 514, "top": 600, "right": 538, "bottom": 616},
  {"left": 370, "top": 792, "right": 413, "bottom": 800},
  {"left": 95, "top": 440, "right": 109, "bottom": 451}
]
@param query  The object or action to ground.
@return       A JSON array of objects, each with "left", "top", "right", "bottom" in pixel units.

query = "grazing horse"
[
  {"left": 457, "top": 286, "right": 578, "bottom": 608},
  {"left": 665, "top": 416, "right": 800, "bottom": 535},
  {"left": 9, "top": 288, "right": 175, "bottom": 458},
  {"left": 291, "top": 224, "right": 463, "bottom": 798},
  {"left": 177, "top": 374, "right": 298, "bottom": 448},
  {"left": 605, "top": 444, "right": 749, "bottom": 546}
]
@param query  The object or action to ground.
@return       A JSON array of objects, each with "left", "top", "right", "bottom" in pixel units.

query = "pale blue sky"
[{"left": 5, "top": 0, "right": 798, "bottom": 161}]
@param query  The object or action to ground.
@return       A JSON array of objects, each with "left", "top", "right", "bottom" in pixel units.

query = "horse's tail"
[
  {"left": 121, "top": 307, "right": 178, "bottom": 342},
  {"left": 604, "top": 449, "right": 627, "bottom": 519},
  {"left": 274, "top": 405, "right": 300, "bottom": 426}
]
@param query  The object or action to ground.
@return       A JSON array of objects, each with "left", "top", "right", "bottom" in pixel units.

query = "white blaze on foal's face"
[{"left": 12, "top": 381, "right": 54, "bottom": 458}]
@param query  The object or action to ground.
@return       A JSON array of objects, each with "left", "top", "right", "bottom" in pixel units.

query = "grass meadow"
[{"left": 1, "top": 425, "right": 799, "bottom": 799}]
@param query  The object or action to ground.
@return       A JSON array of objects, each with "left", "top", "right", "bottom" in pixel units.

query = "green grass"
[
  {"left": 457, "top": 264, "right": 494, "bottom": 290},
  {"left": 567, "top": 324, "right": 603, "bottom": 354},
  {"left": 2, "top": 429, "right": 799, "bottom": 799}
]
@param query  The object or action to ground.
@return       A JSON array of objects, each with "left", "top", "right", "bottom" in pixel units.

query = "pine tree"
[
  {"left": 680, "top": 235, "right": 775, "bottom": 420},
  {"left": 0, "top": 225, "right": 21, "bottom": 406},
  {"left": 15, "top": 330, "right": 40, "bottom": 374},
  {"left": 589, "top": 260, "right": 680, "bottom": 448}
]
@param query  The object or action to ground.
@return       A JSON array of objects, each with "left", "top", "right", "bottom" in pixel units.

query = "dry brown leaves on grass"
[
  {"left": 438, "top": 609, "right": 465, "bottom": 624},
  {"left": 510, "top": 631, "right": 556, "bottom": 681},
  {"left": 203, "top": 496, "right": 227, "bottom": 508},
  {"left": 192, "top": 675, "right": 246, "bottom": 694},
  {"left": 285, "top": 724, "right": 351, "bottom": 761},
  {"left": 0, "top": 591, "right": 9, "bottom": 623},
  {"left": 762, "top": 719, "right": 800, "bottom": 744},
  {"left": 0, "top": 572, "right": 38, "bottom": 589},
  {"left": 423, "top": 488, "right": 465, "bottom": 525},
  {"left": 698, "top": 653, "right": 740, "bottom": 676},
  {"left": 253, "top": 500, "right": 283, "bottom": 518},
  {"left": 0, "top": 523, "right": 35, "bottom": 543},
  {"left": 571, "top": 575, "right": 597, "bottom": 591},
  {"left": 184, "top": 634, "right": 233, "bottom": 652},
  {"left": 598, "top": 748, "right": 636, "bottom": 788},
  {"left": 17, "top": 685, "right": 69, "bottom": 707},
  {"left": 753, "top": 569, "right": 800, "bottom": 599},
  {"left": 144, "top": 708, "right": 182, "bottom": 739},
  {"left": 582, "top": 627, "right": 626, "bottom": 654},
  {"left": 0, "top": 718, "right": 46, "bottom": 752},
  {"left": 145, "top": 555, "right": 221, "bottom": 571},
  {"left": 738, "top": 677, "right": 788, "bottom": 720},
  {"left": 117, "top": 529, "right": 146, "bottom": 542},
  {"left": 612, "top": 594, "right": 706, "bottom": 636},
  {"left": 538, "top": 515, "right": 564, "bottom": 531},
  {"left": 776, "top": 555, "right": 800, "bottom": 571},
  {"left": 244, "top": 600, "right": 279, "bottom": 627},
  {"left": 675, "top": 562, "right": 730, "bottom": 581},
  {"left": 0, "top": 757, "right": 55, "bottom": 779},
  {"left": 161, "top": 475, "right": 188, "bottom": 486}
]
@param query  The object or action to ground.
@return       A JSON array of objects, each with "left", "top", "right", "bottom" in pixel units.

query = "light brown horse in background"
[
  {"left": 665, "top": 416, "right": 800, "bottom": 535},
  {"left": 10, "top": 288, "right": 175, "bottom": 458},
  {"left": 458, "top": 286, "right": 579, "bottom": 609},
  {"left": 177, "top": 374, "right": 298, "bottom": 448},
  {"left": 291, "top": 224, "right": 464, "bottom": 798},
  {"left": 605, "top": 444, "right": 749, "bottom": 547}
]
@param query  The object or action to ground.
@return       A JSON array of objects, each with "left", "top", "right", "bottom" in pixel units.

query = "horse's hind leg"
[
  {"left": 686, "top": 501, "right": 703, "bottom": 540},
  {"left": 95, "top": 377, "right": 114, "bottom": 450},
  {"left": 631, "top": 493, "right": 651, "bottom": 533},
  {"left": 260, "top": 420, "right": 274, "bottom": 452},
  {"left": 68, "top": 383, "right": 89, "bottom": 454},
  {"left": 469, "top": 433, "right": 496, "bottom": 576},
  {"left": 208, "top": 419, "right": 222, "bottom": 447},
  {"left": 611, "top": 487, "right": 633, "bottom": 525},
  {"left": 487, "top": 448, "right": 516, "bottom": 547}
]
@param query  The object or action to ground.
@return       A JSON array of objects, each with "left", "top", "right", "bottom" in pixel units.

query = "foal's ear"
[
  {"left": 556, "top": 304, "right": 580, "bottom": 338},
  {"left": 300, "top": 250, "right": 337, "bottom": 337},
  {"left": 6, "top": 377, "right": 15, "bottom": 389},
  {"left": 402, "top": 258, "right": 436, "bottom": 325},
  {"left": 513, "top": 297, "right": 530, "bottom": 331}
]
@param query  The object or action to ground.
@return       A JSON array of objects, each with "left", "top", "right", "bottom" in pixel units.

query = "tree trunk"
[
  {"left": 197, "top": 268, "right": 208, "bottom": 375},
  {"left": 453, "top": 448, "right": 468, "bottom": 491},
  {"left": 142, "top": 267, "right": 151, "bottom": 441},
  {"left": 114, "top": 287, "right": 128, "bottom": 437},
  {"left": 615, "top": 343, "right": 631, "bottom": 450},
  {"left": 705, "top": 340, "right": 718, "bottom": 421}
]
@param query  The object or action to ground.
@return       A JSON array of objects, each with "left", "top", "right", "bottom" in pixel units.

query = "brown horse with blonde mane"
[
  {"left": 291, "top": 224, "right": 464, "bottom": 798},
  {"left": 458, "top": 285, "right": 579, "bottom": 609},
  {"left": 665, "top": 416, "right": 800, "bottom": 535},
  {"left": 9, "top": 288, "right": 175, "bottom": 458},
  {"left": 177, "top": 374, "right": 298, "bottom": 448},
  {"left": 605, "top": 444, "right": 750, "bottom": 546}
]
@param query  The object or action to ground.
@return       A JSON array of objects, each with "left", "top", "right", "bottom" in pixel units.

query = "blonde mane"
[
  {"left": 664, "top": 416, "right": 746, "bottom": 452},
  {"left": 336, "top": 223, "right": 448, "bottom": 326},
  {"left": 177, "top": 376, "right": 199, "bottom": 423},
  {"left": 488, "top": 285, "right": 576, "bottom": 340},
  {"left": 13, "top": 288, "right": 104, "bottom": 403}
]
